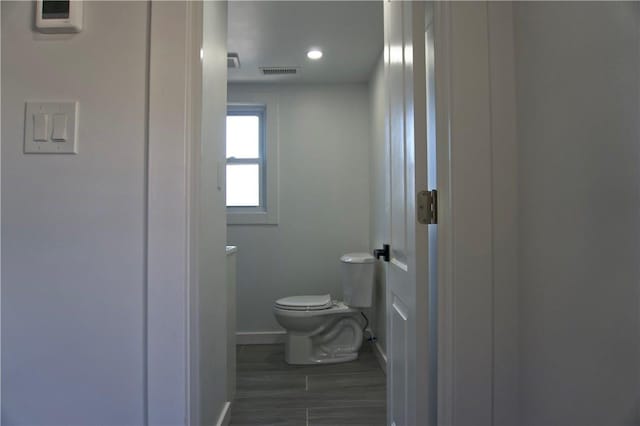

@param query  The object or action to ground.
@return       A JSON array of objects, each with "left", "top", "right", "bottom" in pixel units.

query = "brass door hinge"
[{"left": 417, "top": 190, "right": 437, "bottom": 225}]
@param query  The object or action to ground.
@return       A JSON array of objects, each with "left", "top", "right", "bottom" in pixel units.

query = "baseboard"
[
  {"left": 371, "top": 340, "right": 387, "bottom": 374},
  {"left": 215, "top": 401, "right": 232, "bottom": 426},
  {"left": 236, "top": 331, "right": 287, "bottom": 345}
]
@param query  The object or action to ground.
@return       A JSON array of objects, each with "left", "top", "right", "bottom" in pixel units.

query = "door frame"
[
  {"left": 0, "top": 3, "right": 3, "bottom": 421},
  {"left": 146, "top": 1, "right": 193, "bottom": 424},
  {"left": 147, "top": 2, "right": 231, "bottom": 425},
  {"left": 143, "top": 1, "right": 519, "bottom": 425},
  {"left": 432, "top": 2, "right": 518, "bottom": 425}
]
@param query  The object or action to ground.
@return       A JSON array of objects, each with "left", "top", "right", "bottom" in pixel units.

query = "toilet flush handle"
[{"left": 373, "top": 244, "right": 390, "bottom": 262}]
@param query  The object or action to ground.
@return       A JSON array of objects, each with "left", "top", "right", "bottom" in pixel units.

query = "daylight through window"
[{"left": 226, "top": 106, "right": 265, "bottom": 208}]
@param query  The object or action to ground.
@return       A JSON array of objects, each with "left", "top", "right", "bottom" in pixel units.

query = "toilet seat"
[{"left": 274, "top": 294, "right": 333, "bottom": 311}]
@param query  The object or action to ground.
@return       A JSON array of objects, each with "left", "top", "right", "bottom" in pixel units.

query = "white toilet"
[{"left": 273, "top": 252, "right": 375, "bottom": 365}]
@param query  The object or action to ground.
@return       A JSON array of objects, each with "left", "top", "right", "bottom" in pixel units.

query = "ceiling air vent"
[
  {"left": 260, "top": 66, "right": 299, "bottom": 76},
  {"left": 227, "top": 53, "right": 240, "bottom": 69}
]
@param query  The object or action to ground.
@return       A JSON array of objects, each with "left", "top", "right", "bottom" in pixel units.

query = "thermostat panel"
[{"left": 36, "top": 0, "right": 83, "bottom": 33}]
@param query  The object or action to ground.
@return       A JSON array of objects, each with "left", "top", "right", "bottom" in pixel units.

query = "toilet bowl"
[
  {"left": 273, "top": 295, "right": 365, "bottom": 364},
  {"left": 273, "top": 253, "right": 375, "bottom": 365}
]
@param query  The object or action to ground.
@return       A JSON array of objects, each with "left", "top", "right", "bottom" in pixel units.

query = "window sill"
[{"left": 227, "top": 210, "right": 278, "bottom": 226}]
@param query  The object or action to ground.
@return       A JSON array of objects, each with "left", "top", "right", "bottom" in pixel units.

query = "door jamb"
[
  {"left": 433, "top": 2, "right": 519, "bottom": 425},
  {"left": 146, "top": 1, "right": 194, "bottom": 424},
  {"left": 433, "top": 3, "right": 454, "bottom": 424},
  {"left": 435, "top": 3, "right": 498, "bottom": 424}
]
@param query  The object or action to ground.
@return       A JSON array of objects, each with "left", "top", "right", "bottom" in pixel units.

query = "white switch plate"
[{"left": 24, "top": 101, "right": 78, "bottom": 154}]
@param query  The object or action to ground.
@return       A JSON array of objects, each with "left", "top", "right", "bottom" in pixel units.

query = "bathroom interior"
[{"left": 225, "top": 1, "right": 388, "bottom": 424}]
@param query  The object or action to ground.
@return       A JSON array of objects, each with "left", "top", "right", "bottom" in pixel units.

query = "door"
[{"left": 384, "top": 1, "right": 433, "bottom": 425}]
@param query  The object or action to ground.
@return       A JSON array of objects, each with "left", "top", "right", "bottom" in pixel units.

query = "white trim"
[
  {"left": 147, "top": 2, "right": 191, "bottom": 424},
  {"left": 487, "top": 3, "right": 519, "bottom": 425},
  {"left": 186, "top": 1, "right": 201, "bottom": 424},
  {"left": 435, "top": 2, "right": 502, "bottom": 425},
  {"left": 0, "top": 3, "right": 3, "bottom": 421},
  {"left": 236, "top": 331, "right": 287, "bottom": 345},
  {"left": 215, "top": 401, "right": 232, "bottom": 426},
  {"left": 433, "top": 3, "right": 454, "bottom": 425},
  {"left": 637, "top": 4, "right": 640, "bottom": 422},
  {"left": 371, "top": 340, "right": 387, "bottom": 375}
]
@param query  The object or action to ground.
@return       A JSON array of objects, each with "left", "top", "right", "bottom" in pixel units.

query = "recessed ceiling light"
[{"left": 307, "top": 49, "right": 323, "bottom": 60}]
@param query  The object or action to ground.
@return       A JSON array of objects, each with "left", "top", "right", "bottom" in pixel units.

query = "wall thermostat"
[{"left": 35, "top": 0, "right": 83, "bottom": 33}]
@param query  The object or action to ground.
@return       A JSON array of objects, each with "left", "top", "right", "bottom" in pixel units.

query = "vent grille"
[
  {"left": 227, "top": 53, "right": 240, "bottom": 69},
  {"left": 260, "top": 66, "right": 299, "bottom": 75}
]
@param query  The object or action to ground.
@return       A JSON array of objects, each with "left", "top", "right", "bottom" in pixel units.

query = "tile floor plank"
[
  {"left": 230, "top": 343, "right": 386, "bottom": 425},
  {"left": 236, "top": 374, "right": 306, "bottom": 398},
  {"left": 308, "top": 406, "right": 387, "bottom": 425},
  {"left": 230, "top": 407, "right": 307, "bottom": 426},
  {"left": 307, "top": 372, "right": 386, "bottom": 402}
]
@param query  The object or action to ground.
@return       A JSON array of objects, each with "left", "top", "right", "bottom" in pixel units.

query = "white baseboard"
[
  {"left": 236, "top": 331, "right": 287, "bottom": 345},
  {"left": 371, "top": 340, "right": 387, "bottom": 374},
  {"left": 215, "top": 401, "right": 232, "bottom": 426}
]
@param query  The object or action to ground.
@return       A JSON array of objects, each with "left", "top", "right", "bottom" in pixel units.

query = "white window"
[
  {"left": 226, "top": 106, "right": 264, "bottom": 208},
  {"left": 226, "top": 102, "right": 278, "bottom": 225}
]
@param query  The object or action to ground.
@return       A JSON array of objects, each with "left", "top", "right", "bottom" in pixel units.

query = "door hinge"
[{"left": 417, "top": 189, "right": 437, "bottom": 224}]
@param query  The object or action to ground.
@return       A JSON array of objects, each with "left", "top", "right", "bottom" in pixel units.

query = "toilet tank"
[{"left": 340, "top": 252, "right": 375, "bottom": 308}]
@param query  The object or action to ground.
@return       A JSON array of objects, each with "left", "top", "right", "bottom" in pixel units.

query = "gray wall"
[
  {"left": 228, "top": 83, "right": 371, "bottom": 333},
  {"left": 368, "top": 55, "right": 387, "bottom": 355},
  {"left": 2, "top": 1, "right": 147, "bottom": 423},
  {"left": 514, "top": 3, "right": 640, "bottom": 424}
]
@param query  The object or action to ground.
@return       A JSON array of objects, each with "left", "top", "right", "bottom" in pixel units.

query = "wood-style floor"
[{"left": 230, "top": 343, "right": 387, "bottom": 426}]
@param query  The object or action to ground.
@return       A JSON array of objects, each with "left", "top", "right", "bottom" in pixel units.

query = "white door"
[{"left": 384, "top": 1, "right": 433, "bottom": 425}]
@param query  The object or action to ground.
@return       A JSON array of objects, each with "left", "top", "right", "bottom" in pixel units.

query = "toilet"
[{"left": 273, "top": 252, "right": 375, "bottom": 365}]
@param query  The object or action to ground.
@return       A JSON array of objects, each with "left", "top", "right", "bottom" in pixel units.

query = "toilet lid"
[{"left": 275, "top": 294, "right": 333, "bottom": 311}]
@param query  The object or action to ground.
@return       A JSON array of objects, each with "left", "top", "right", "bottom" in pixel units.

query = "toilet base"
[
  {"left": 285, "top": 334, "right": 360, "bottom": 364},
  {"left": 284, "top": 316, "right": 363, "bottom": 365}
]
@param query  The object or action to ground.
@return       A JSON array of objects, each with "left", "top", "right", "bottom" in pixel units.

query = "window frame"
[
  {"left": 226, "top": 105, "right": 266, "bottom": 211},
  {"left": 226, "top": 96, "right": 279, "bottom": 225}
]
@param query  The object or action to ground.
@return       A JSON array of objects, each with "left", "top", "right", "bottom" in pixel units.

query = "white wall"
[
  {"left": 514, "top": 3, "right": 640, "bottom": 425},
  {"left": 487, "top": 4, "right": 519, "bottom": 425},
  {"left": 193, "top": 1, "right": 229, "bottom": 424},
  {"left": 228, "top": 83, "right": 371, "bottom": 333},
  {"left": 368, "top": 55, "right": 388, "bottom": 355},
  {"left": 2, "top": 1, "right": 148, "bottom": 423}
]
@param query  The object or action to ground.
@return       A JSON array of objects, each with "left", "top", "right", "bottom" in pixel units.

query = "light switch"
[
  {"left": 51, "top": 113, "right": 68, "bottom": 142},
  {"left": 24, "top": 101, "right": 77, "bottom": 154},
  {"left": 33, "top": 113, "right": 49, "bottom": 141}
]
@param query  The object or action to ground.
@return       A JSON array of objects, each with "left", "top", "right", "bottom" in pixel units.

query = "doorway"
[{"left": 223, "top": 1, "right": 387, "bottom": 424}]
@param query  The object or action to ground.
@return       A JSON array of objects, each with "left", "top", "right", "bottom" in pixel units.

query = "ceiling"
[{"left": 227, "top": 1, "right": 384, "bottom": 84}]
